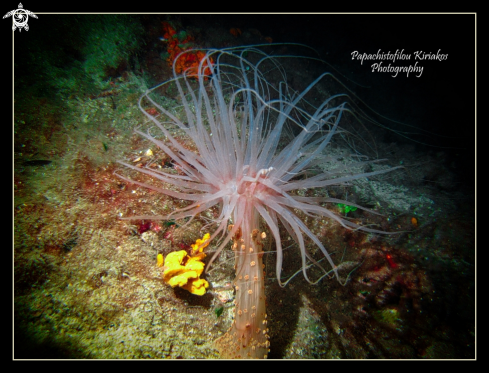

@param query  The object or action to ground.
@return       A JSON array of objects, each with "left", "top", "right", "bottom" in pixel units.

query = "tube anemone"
[{"left": 116, "top": 45, "right": 402, "bottom": 358}]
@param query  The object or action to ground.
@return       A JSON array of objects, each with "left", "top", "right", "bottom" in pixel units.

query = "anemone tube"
[{"left": 116, "top": 45, "right": 402, "bottom": 358}]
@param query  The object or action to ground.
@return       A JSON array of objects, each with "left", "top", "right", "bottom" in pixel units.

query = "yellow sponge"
[{"left": 160, "top": 234, "right": 210, "bottom": 296}]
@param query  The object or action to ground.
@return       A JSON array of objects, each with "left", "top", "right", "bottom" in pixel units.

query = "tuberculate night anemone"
[{"left": 115, "top": 45, "right": 403, "bottom": 359}]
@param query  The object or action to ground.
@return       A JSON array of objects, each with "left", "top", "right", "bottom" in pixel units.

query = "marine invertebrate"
[
  {"left": 161, "top": 21, "right": 213, "bottom": 79},
  {"left": 230, "top": 28, "right": 242, "bottom": 37},
  {"left": 156, "top": 253, "right": 164, "bottom": 267},
  {"left": 411, "top": 216, "right": 418, "bottom": 227},
  {"left": 160, "top": 233, "right": 211, "bottom": 296},
  {"left": 337, "top": 203, "right": 358, "bottom": 215},
  {"left": 116, "top": 45, "right": 402, "bottom": 358}
]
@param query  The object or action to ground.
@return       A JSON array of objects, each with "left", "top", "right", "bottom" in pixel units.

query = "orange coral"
[
  {"left": 161, "top": 21, "right": 213, "bottom": 79},
  {"left": 144, "top": 107, "right": 158, "bottom": 116},
  {"left": 230, "top": 27, "right": 242, "bottom": 37},
  {"left": 411, "top": 217, "right": 418, "bottom": 227}
]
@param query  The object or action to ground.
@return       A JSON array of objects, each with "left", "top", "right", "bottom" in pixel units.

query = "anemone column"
[{"left": 214, "top": 202, "right": 269, "bottom": 358}]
